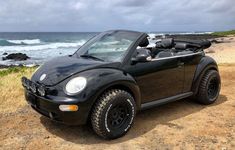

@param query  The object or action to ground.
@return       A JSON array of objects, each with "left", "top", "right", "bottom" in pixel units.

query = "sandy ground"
[
  {"left": 0, "top": 37, "right": 235, "bottom": 150},
  {"left": 206, "top": 36, "right": 235, "bottom": 64}
]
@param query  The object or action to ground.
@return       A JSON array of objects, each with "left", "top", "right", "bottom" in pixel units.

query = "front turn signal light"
[{"left": 59, "top": 105, "right": 78, "bottom": 111}]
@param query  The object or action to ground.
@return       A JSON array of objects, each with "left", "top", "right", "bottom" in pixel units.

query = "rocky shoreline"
[
  {"left": 0, "top": 53, "right": 32, "bottom": 69},
  {"left": 2, "top": 53, "right": 30, "bottom": 61},
  {"left": 0, "top": 64, "right": 38, "bottom": 69}
]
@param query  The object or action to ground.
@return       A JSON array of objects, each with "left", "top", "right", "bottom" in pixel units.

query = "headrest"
[
  {"left": 139, "top": 37, "right": 149, "bottom": 47},
  {"left": 161, "top": 38, "right": 174, "bottom": 48},
  {"left": 175, "top": 43, "right": 188, "bottom": 50},
  {"left": 156, "top": 38, "right": 174, "bottom": 48}
]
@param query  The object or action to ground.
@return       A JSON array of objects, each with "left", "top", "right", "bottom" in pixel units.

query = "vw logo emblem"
[{"left": 40, "top": 74, "right": 47, "bottom": 81}]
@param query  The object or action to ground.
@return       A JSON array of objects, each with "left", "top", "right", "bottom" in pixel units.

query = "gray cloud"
[{"left": 0, "top": 0, "right": 234, "bottom": 32}]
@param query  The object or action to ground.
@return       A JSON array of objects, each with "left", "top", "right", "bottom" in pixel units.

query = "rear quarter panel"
[
  {"left": 182, "top": 52, "right": 204, "bottom": 93},
  {"left": 191, "top": 55, "right": 219, "bottom": 95}
]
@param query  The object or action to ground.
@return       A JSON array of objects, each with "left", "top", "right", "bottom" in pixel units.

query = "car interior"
[{"left": 137, "top": 37, "right": 211, "bottom": 59}]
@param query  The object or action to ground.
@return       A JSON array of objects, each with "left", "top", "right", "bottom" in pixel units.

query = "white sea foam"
[
  {"left": 8, "top": 39, "right": 41, "bottom": 45},
  {"left": 148, "top": 34, "right": 157, "bottom": 39},
  {"left": 0, "top": 40, "right": 86, "bottom": 51}
]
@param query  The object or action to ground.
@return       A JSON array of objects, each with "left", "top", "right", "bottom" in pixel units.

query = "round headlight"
[{"left": 65, "top": 77, "right": 87, "bottom": 95}]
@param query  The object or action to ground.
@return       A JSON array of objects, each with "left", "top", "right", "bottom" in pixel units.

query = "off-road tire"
[
  {"left": 196, "top": 70, "right": 221, "bottom": 105},
  {"left": 91, "top": 89, "right": 136, "bottom": 139}
]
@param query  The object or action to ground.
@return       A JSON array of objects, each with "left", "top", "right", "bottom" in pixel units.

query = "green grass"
[
  {"left": 212, "top": 30, "right": 235, "bottom": 36},
  {"left": 0, "top": 66, "right": 36, "bottom": 113},
  {"left": 0, "top": 66, "right": 37, "bottom": 77}
]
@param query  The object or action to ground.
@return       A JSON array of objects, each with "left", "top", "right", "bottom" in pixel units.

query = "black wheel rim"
[
  {"left": 107, "top": 104, "right": 130, "bottom": 130},
  {"left": 207, "top": 76, "right": 219, "bottom": 100}
]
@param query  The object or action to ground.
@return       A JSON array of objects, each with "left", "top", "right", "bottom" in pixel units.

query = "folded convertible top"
[
  {"left": 174, "top": 39, "right": 211, "bottom": 49},
  {"left": 156, "top": 38, "right": 211, "bottom": 50}
]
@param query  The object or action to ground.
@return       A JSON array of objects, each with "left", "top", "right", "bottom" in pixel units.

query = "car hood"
[{"left": 32, "top": 56, "right": 120, "bottom": 86}]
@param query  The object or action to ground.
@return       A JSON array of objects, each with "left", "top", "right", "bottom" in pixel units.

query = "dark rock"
[
  {"left": 0, "top": 64, "right": 20, "bottom": 69},
  {"left": 211, "top": 139, "right": 218, "bottom": 143},
  {"left": 3, "top": 52, "right": 8, "bottom": 55},
  {"left": 44, "top": 135, "right": 50, "bottom": 139},
  {"left": 210, "top": 39, "right": 221, "bottom": 44},
  {"left": 0, "top": 64, "right": 8, "bottom": 69},
  {"left": 2, "top": 53, "right": 30, "bottom": 61}
]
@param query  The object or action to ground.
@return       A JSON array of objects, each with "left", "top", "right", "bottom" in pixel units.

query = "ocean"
[
  {"left": 0, "top": 32, "right": 97, "bottom": 66},
  {"left": 0, "top": 32, "right": 213, "bottom": 66}
]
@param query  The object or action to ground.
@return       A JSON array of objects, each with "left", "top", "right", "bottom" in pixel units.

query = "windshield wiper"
[{"left": 80, "top": 54, "right": 104, "bottom": 62}]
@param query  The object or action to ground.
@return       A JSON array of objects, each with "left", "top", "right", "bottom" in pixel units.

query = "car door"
[
  {"left": 179, "top": 51, "right": 204, "bottom": 93},
  {"left": 123, "top": 55, "right": 185, "bottom": 104}
]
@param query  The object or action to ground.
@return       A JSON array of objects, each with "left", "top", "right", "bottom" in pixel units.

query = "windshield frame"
[{"left": 72, "top": 30, "right": 143, "bottom": 63}]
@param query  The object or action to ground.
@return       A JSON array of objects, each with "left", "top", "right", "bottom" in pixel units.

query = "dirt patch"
[
  {"left": 206, "top": 36, "right": 235, "bottom": 64},
  {"left": 0, "top": 65, "right": 235, "bottom": 150}
]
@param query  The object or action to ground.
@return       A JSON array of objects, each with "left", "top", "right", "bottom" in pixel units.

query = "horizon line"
[{"left": 0, "top": 30, "right": 218, "bottom": 33}]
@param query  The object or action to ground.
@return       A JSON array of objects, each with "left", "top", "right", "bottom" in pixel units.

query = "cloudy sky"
[{"left": 0, "top": 0, "right": 235, "bottom": 32}]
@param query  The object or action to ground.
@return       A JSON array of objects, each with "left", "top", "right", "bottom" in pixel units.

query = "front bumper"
[{"left": 22, "top": 78, "right": 90, "bottom": 125}]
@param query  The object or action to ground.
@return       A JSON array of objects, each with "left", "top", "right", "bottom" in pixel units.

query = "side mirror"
[{"left": 131, "top": 49, "right": 152, "bottom": 63}]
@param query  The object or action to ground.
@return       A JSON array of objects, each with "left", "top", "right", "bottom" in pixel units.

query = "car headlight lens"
[{"left": 65, "top": 77, "right": 87, "bottom": 95}]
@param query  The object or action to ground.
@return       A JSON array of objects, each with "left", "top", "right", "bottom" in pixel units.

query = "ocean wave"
[
  {"left": 0, "top": 39, "right": 41, "bottom": 46},
  {"left": 0, "top": 39, "right": 23, "bottom": 46},
  {"left": 7, "top": 39, "right": 41, "bottom": 45},
  {"left": 148, "top": 34, "right": 158, "bottom": 39},
  {"left": 0, "top": 40, "right": 86, "bottom": 51},
  {"left": 8, "top": 39, "right": 41, "bottom": 45}
]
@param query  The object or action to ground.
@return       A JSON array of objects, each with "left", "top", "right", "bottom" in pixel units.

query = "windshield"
[{"left": 74, "top": 31, "right": 141, "bottom": 62}]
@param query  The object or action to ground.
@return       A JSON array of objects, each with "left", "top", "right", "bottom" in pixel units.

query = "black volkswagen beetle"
[{"left": 22, "top": 30, "right": 221, "bottom": 139}]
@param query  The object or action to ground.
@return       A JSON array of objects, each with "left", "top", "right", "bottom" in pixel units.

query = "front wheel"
[
  {"left": 196, "top": 70, "right": 221, "bottom": 105},
  {"left": 91, "top": 89, "right": 136, "bottom": 139}
]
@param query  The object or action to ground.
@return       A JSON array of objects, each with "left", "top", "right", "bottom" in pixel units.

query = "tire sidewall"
[
  {"left": 101, "top": 92, "right": 136, "bottom": 139},
  {"left": 205, "top": 71, "right": 221, "bottom": 102}
]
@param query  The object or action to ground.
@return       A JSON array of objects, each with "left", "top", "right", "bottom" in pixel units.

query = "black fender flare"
[
  {"left": 191, "top": 56, "right": 218, "bottom": 95},
  {"left": 78, "top": 68, "right": 141, "bottom": 110}
]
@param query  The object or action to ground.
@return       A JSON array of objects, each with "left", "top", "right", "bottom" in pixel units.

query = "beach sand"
[
  {"left": 206, "top": 36, "right": 235, "bottom": 64},
  {"left": 0, "top": 37, "right": 235, "bottom": 149}
]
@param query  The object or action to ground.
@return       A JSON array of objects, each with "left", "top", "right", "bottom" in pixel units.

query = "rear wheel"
[
  {"left": 196, "top": 70, "right": 221, "bottom": 105},
  {"left": 91, "top": 89, "right": 136, "bottom": 139}
]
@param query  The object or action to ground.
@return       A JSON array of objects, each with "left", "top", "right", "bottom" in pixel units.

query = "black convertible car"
[{"left": 22, "top": 30, "right": 221, "bottom": 139}]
